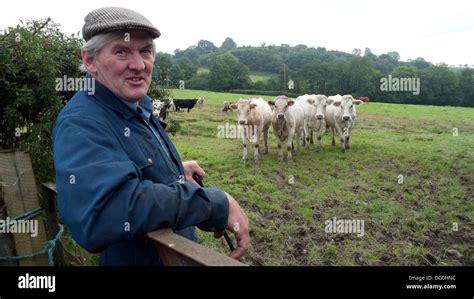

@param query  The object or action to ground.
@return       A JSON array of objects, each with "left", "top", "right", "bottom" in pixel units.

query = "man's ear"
[
  {"left": 288, "top": 100, "right": 295, "bottom": 106},
  {"left": 249, "top": 103, "right": 257, "bottom": 109},
  {"left": 81, "top": 49, "right": 97, "bottom": 74}
]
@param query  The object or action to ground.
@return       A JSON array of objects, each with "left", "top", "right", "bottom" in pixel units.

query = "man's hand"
[
  {"left": 215, "top": 192, "right": 250, "bottom": 260},
  {"left": 182, "top": 160, "right": 205, "bottom": 186},
  {"left": 183, "top": 160, "right": 250, "bottom": 260}
]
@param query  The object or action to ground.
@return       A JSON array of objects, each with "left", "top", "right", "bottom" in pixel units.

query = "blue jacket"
[{"left": 53, "top": 80, "right": 229, "bottom": 266}]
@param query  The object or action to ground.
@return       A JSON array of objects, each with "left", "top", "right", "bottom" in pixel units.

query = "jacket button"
[{"left": 147, "top": 158, "right": 153, "bottom": 164}]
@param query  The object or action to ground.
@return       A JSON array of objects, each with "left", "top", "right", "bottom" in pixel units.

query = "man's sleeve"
[{"left": 53, "top": 116, "right": 228, "bottom": 253}]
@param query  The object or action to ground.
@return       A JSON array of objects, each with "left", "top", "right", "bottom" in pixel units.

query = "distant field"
[
  {"left": 167, "top": 89, "right": 474, "bottom": 266},
  {"left": 196, "top": 67, "right": 276, "bottom": 82}
]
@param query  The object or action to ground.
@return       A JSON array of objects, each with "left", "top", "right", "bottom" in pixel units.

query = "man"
[{"left": 53, "top": 7, "right": 249, "bottom": 266}]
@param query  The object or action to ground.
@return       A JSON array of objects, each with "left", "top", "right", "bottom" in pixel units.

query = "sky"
[{"left": 1, "top": 0, "right": 473, "bottom": 66}]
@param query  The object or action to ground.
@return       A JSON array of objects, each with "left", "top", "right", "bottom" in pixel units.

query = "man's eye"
[
  {"left": 141, "top": 49, "right": 152, "bottom": 55},
  {"left": 116, "top": 50, "right": 127, "bottom": 55}
]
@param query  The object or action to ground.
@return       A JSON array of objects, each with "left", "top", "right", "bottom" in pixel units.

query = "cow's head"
[
  {"left": 332, "top": 95, "right": 363, "bottom": 122},
  {"left": 223, "top": 101, "right": 234, "bottom": 112},
  {"left": 312, "top": 95, "right": 328, "bottom": 120},
  {"left": 231, "top": 99, "right": 257, "bottom": 125},
  {"left": 268, "top": 96, "right": 294, "bottom": 122}
]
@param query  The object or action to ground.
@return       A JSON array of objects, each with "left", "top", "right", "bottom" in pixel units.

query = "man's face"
[{"left": 82, "top": 32, "right": 154, "bottom": 102}]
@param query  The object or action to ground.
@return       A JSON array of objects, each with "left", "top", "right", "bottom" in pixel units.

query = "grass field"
[
  {"left": 168, "top": 89, "right": 474, "bottom": 266},
  {"left": 197, "top": 67, "right": 276, "bottom": 82}
]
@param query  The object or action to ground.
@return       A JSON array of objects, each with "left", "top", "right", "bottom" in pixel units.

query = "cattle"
[
  {"left": 356, "top": 96, "right": 370, "bottom": 103},
  {"left": 222, "top": 101, "right": 234, "bottom": 112},
  {"left": 327, "top": 94, "right": 342, "bottom": 105},
  {"left": 268, "top": 95, "right": 305, "bottom": 162},
  {"left": 152, "top": 99, "right": 171, "bottom": 122},
  {"left": 325, "top": 95, "right": 363, "bottom": 153},
  {"left": 295, "top": 94, "right": 328, "bottom": 149},
  {"left": 197, "top": 97, "right": 205, "bottom": 105},
  {"left": 174, "top": 99, "right": 198, "bottom": 112},
  {"left": 229, "top": 98, "right": 272, "bottom": 161}
]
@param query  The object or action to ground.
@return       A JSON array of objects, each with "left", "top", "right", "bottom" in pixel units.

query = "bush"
[{"left": 0, "top": 19, "right": 83, "bottom": 183}]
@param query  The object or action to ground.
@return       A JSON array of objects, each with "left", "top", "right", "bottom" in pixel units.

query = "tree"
[
  {"left": 387, "top": 51, "right": 400, "bottom": 62},
  {"left": 220, "top": 37, "right": 237, "bottom": 51},
  {"left": 351, "top": 48, "right": 361, "bottom": 56},
  {"left": 418, "top": 66, "right": 459, "bottom": 106},
  {"left": 459, "top": 68, "right": 474, "bottom": 107},
  {"left": 411, "top": 57, "right": 431, "bottom": 70},
  {"left": 153, "top": 52, "right": 173, "bottom": 85},
  {"left": 196, "top": 40, "right": 218, "bottom": 54},
  {"left": 208, "top": 53, "right": 250, "bottom": 91},
  {"left": 177, "top": 58, "right": 197, "bottom": 80},
  {"left": 364, "top": 47, "right": 374, "bottom": 57},
  {"left": 168, "top": 64, "right": 184, "bottom": 87}
]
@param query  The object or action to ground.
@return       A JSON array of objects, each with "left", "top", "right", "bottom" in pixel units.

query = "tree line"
[{"left": 155, "top": 38, "right": 473, "bottom": 107}]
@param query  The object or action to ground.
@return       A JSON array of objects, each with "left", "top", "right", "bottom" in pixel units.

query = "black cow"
[{"left": 174, "top": 99, "right": 198, "bottom": 112}]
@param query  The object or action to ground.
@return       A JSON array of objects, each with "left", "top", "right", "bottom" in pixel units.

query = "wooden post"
[{"left": 41, "top": 182, "right": 65, "bottom": 266}]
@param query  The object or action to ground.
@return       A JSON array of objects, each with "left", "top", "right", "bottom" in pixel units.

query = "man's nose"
[{"left": 128, "top": 52, "right": 146, "bottom": 71}]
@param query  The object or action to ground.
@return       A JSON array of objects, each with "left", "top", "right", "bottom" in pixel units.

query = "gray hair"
[{"left": 80, "top": 31, "right": 156, "bottom": 72}]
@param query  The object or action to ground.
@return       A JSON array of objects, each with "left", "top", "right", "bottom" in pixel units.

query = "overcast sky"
[{"left": 1, "top": 0, "right": 473, "bottom": 66}]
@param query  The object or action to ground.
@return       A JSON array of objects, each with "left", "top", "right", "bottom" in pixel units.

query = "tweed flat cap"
[{"left": 82, "top": 7, "right": 160, "bottom": 41}]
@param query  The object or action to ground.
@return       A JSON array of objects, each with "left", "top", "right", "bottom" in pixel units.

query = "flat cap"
[{"left": 82, "top": 7, "right": 160, "bottom": 41}]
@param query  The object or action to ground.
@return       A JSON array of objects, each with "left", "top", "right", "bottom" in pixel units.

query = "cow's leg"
[
  {"left": 335, "top": 123, "right": 345, "bottom": 153},
  {"left": 331, "top": 127, "right": 336, "bottom": 146},
  {"left": 242, "top": 129, "right": 248, "bottom": 161},
  {"left": 297, "top": 130, "right": 303, "bottom": 154},
  {"left": 345, "top": 126, "right": 352, "bottom": 149},
  {"left": 277, "top": 140, "right": 283, "bottom": 162},
  {"left": 317, "top": 123, "right": 323, "bottom": 149},
  {"left": 310, "top": 129, "right": 314, "bottom": 144},
  {"left": 287, "top": 131, "right": 295, "bottom": 162},
  {"left": 263, "top": 124, "right": 269, "bottom": 154},
  {"left": 303, "top": 120, "right": 310, "bottom": 149},
  {"left": 253, "top": 125, "right": 263, "bottom": 161}
]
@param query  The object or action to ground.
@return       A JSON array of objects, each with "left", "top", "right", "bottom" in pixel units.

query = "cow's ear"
[
  {"left": 353, "top": 100, "right": 363, "bottom": 105},
  {"left": 249, "top": 103, "right": 257, "bottom": 109},
  {"left": 268, "top": 101, "right": 275, "bottom": 106},
  {"left": 307, "top": 99, "right": 315, "bottom": 104},
  {"left": 288, "top": 100, "right": 295, "bottom": 106},
  {"left": 230, "top": 103, "right": 238, "bottom": 110},
  {"left": 333, "top": 101, "right": 341, "bottom": 106}
]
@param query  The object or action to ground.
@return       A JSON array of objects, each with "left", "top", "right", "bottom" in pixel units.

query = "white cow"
[
  {"left": 230, "top": 98, "right": 272, "bottom": 161},
  {"left": 295, "top": 94, "right": 328, "bottom": 148},
  {"left": 327, "top": 94, "right": 342, "bottom": 105},
  {"left": 268, "top": 95, "right": 305, "bottom": 162},
  {"left": 325, "top": 94, "right": 363, "bottom": 152}
]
